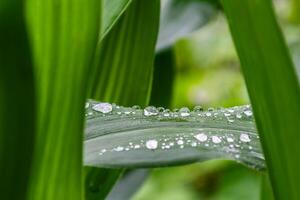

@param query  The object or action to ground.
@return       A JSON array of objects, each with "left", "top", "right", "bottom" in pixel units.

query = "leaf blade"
[
  {"left": 221, "top": 0, "right": 300, "bottom": 199},
  {"left": 84, "top": 101, "right": 264, "bottom": 170}
]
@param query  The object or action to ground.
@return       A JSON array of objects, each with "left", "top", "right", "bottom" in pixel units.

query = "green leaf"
[
  {"left": 101, "top": 0, "right": 132, "bottom": 39},
  {"left": 221, "top": 0, "right": 300, "bottom": 199},
  {"left": 150, "top": 49, "right": 175, "bottom": 107},
  {"left": 106, "top": 170, "right": 149, "bottom": 200},
  {"left": 156, "top": 0, "right": 217, "bottom": 52},
  {"left": 89, "top": 0, "right": 159, "bottom": 106},
  {"left": 85, "top": 0, "right": 160, "bottom": 199},
  {"left": 0, "top": 1, "right": 35, "bottom": 199},
  {"left": 25, "top": 0, "right": 101, "bottom": 199},
  {"left": 84, "top": 101, "right": 264, "bottom": 170}
]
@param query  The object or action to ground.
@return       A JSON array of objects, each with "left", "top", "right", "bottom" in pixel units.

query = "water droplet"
[
  {"left": 144, "top": 106, "right": 158, "bottom": 116},
  {"left": 146, "top": 139, "right": 158, "bottom": 150},
  {"left": 224, "top": 113, "right": 231, "bottom": 117},
  {"left": 157, "top": 107, "right": 165, "bottom": 112},
  {"left": 163, "top": 109, "right": 171, "bottom": 117},
  {"left": 92, "top": 103, "right": 113, "bottom": 114},
  {"left": 179, "top": 107, "right": 190, "bottom": 117},
  {"left": 240, "top": 133, "right": 251, "bottom": 142},
  {"left": 132, "top": 105, "right": 141, "bottom": 110},
  {"left": 228, "top": 109, "right": 234, "bottom": 113},
  {"left": 191, "top": 142, "right": 197, "bottom": 147},
  {"left": 212, "top": 136, "right": 222, "bottom": 144},
  {"left": 208, "top": 107, "right": 214, "bottom": 111},
  {"left": 244, "top": 110, "right": 252, "bottom": 117},
  {"left": 194, "top": 133, "right": 208, "bottom": 142},
  {"left": 177, "top": 140, "right": 184, "bottom": 145},
  {"left": 236, "top": 113, "right": 242, "bottom": 119},
  {"left": 205, "top": 112, "right": 212, "bottom": 117},
  {"left": 85, "top": 102, "right": 90, "bottom": 109},
  {"left": 227, "top": 118, "right": 234, "bottom": 123},
  {"left": 114, "top": 146, "right": 124, "bottom": 152},
  {"left": 193, "top": 106, "right": 203, "bottom": 112},
  {"left": 134, "top": 144, "right": 141, "bottom": 149},
  {"left": 227, "top": 137, "right": 234, "bottom": 143}
]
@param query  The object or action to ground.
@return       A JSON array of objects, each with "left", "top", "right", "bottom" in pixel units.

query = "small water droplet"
[
  {"left": 224, "top": 113, "right": 231, "bottom": 117},
  {"left": 240, "top": 133, "right": 251, "bottom": 142},
  {"left": 132, "top": 105, "right": 141, "bottom": 110},
  {"left": 205, "top": 112, "right": 212, "bottom": 117},
  {"left": 162, "top": 109, "right": 171, "bottom": 117},
  {"left": 144, "top": 106, "right": 158, "bottom": 116},
  {"left": 228, "top": 109, "right": 234, "bottom": 113},
  {"left": 85, "top": 102, "right": 90, "bottom": 109},
  {"left": 146, "top": 139, "right": 158, "bottom": 150},
  {"left": 191, "top": 142, "right": 197, "bottom": 147},
  {"left": 193, "top": 105, "right": 203, "bottom": 112},
  {"left": 93, "top": 103, "right": 113, "bottom": 114},
  {"left": 236, "top": 113, "right": 242, "bottom": 119},
  {"left": 194, "top": 133, "right": 208, "bottom": 142},
  {"left": 208, "top": 107, "right": 214, "bottom": 111},
  {"left": 114, "top": 146, "right": 124, "bottom": 152},
  {"left": 157, "top": 107, "right": 165, "bottom": 112},
  {"left": 177, "top": 140, "right": 184, "bottom": 145},
  {"left": 134, "top": 144, "right": 141, "bottom": 149},
  {"left": 179, "top": 107, "right": 190, "bottom": 117},
  {"left": 244, "top": 110, "right": 252, "bottom": 117},
  {"left": 227, "top": 118, "right": 234, "bottom": 123},
  {"left": 227, "top": 137, "right": 234, "bottom": 143},
  {"left": 212, "top": 136, "right": 222, "bottom": 144}
]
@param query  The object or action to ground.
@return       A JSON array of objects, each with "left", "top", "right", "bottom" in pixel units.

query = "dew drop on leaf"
[
  {"left": 240, "top": 133, "right": 251, "bottom": 142},
  {"left": 179, "top": 107, "right": 190, "bottom": 117},
  {"left": 212, "top": 136, "right": 222, "bottom": 144},
  {"left": 92, "top": 103, "right": 113, "bottom": 113},
  {"left": 146, "top": 139, "right": 158, "bottom": 150},
  {"left": 194, "top": 133, "right": 208, "bottom": 142},
  {"left": 144, "top": 106, "right": 159, "bottom": 116}
]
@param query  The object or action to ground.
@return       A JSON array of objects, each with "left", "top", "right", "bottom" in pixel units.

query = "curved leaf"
[
  {"left": 101, "top": 0, "right": 132, "bottom": 39},
  {"left": 156, "top": 0, "right": 217, "bottom": 52},
  {"left": 84, "top": 100, "right": 264, "bottom": 171}
]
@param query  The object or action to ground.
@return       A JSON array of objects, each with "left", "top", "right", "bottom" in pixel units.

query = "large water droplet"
[
  {"left": 240, "top": 133, "right": 251, "bottom": 142},
  {"left": 194, "top": 133, "right": 208, "bottom": 142},
  {"left": 244, "top": 110, "right": 252, "bottom": 117},
  {"left": 212, "top": 136, "right": 222, "bottom": 144},
  {"left": 93, "top": 103, "right": 113, "bottom": 114},
  {"left": 177, "top": 140, "right": 184, "bottom": 145},
  {"left": 144, "top": 106, "right": 158, "bottom": 116},
  {"left": 179, "top": 107, "right": 190, "bottom": 117},
  {"left": 146, "top": 139, "right": 158, "bottom": 150},
  {"left": 114, "top": 146, "right": 124, "bottom": 152}
]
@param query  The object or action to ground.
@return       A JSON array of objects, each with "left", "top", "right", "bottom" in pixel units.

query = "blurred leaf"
[
  {"left": 260, "top": 174, "right": 274, "bottom": 200},
  {"left": 84, "top": 101, "right": 264, "bottom": 170},
  {"left": 106, "top": 170, "right": 149, "bottom": 200},
  {"left": 101, "top": 0, "right": 132, "bottom": 39},
  {"left": 222, "top": 0, "right": 300, "bottom": 199},
  {"left": 25, "top": 0, "right": 101, "bottom": 199},
  {"left": 0, "top": 1, "right": 35, "bottom": 199},
  {"left": 89, "top": 0, "right": 159, "bottom": 106},
  {"left": 150, "top": 49, "right": 175, "bottom": 107},
  {"left": 85, "top": 0, "right": 160, "bottom": 199},
  {"left": 156, "top": 0, "right": 217, "bottom": 52}
]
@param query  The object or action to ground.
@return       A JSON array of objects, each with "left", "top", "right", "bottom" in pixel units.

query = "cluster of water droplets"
[
  {"left": 85, "top": 100, "right": 254, "bottom": 123},
  {"left": 84, "top": 100, "right": 264, "bottom": 170}
]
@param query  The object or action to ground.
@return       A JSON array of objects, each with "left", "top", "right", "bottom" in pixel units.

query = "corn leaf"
[
  {"left": 85, "top": 0, "right": 160, "bottom": 199},
  {"left": 221, "top": 0, "right": 300, "bottom": 199},
  {"left": 156, "top": 0, "right": 217, "bottom": 52},
  {"left": 84, "top": 101, "right": 264, "bottom": 171},
  {"left": 0, "top": 1, "right": 35, "bottom": 199},
  {"left": 25, "top": 0, "right": 101, "bottom": 199},
  {"left": 101, "top": 0, "right": 132, "bottom": 39}
]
